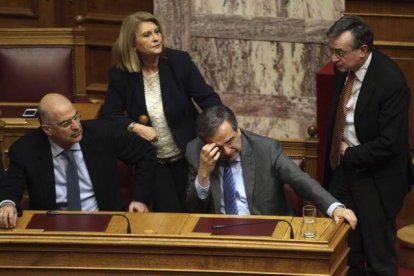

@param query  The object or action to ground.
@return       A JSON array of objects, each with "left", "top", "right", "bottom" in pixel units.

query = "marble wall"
[{"left": 154, "top": 0, "right": 344, "bottom": 139}]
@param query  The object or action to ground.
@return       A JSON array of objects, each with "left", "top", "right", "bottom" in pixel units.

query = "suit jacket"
[
  {"left": 186, "top": 129, "right": 338, "bottom": 215},
  {"left": 0, "top": 120, "right": 157, "bottom": 211},
  {"left": 100, "top": 48, "right": 222, "bottom": 151},
  {"left": 324, "top": 50, "right": 412, "bottom": 218}
]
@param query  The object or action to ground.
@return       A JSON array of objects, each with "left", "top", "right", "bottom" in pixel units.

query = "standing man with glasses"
[
  {"left": 324, "top": 15, "right": 412, "bottom": 275},
  {"left": 0, "top": 93, "right": 156, "bottom": 229}
]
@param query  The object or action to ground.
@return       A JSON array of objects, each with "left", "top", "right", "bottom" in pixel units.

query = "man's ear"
[
  {"left": 360, "top": 44, "right": 369, "bottom": 57},
  {"left": 41, "top": 125, "right": 52, "bottom": 136}
]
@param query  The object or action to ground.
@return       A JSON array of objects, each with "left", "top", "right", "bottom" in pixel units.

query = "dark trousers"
[
  {"left": 152, "top": 158, "right": 188, "bottom": 212},
  {"left": 329, "top": 165, "right": 398, "bottom": 276}
]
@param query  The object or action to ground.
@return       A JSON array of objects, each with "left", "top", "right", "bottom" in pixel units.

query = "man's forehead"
[{"left": 330, "top": 32, "right": 352, "bottom": 47}]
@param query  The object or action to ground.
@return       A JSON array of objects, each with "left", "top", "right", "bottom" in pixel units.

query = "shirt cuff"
[
  {"left": 326, "top": 202, "right": 345, "bottom": 217},
  {"left": 195, "top": 176, "right": 210, "bottom": 200},
  {"left": 0, "top": 200, "right": 16, "bottom": 207}
]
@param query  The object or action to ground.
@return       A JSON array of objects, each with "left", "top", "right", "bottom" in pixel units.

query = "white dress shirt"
[{"left": 343, "top": 52, "right": 373, "bottom": 147}]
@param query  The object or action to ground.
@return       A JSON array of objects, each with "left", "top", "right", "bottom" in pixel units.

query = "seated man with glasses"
[
  {"left": 0, "top": 93, "right": 157, "bottom": 229},
  {"left": 185, "top": 105, "right": 357, "bottom": 229}
]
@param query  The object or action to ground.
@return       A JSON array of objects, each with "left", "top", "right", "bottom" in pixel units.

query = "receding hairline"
[{"left": 38, "top": 93, "right": 73, "bottom": 123}]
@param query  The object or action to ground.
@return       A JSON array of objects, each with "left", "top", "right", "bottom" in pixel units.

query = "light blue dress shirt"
[{"left": 50, "top": 140, "right": 98, "bottom": 211}]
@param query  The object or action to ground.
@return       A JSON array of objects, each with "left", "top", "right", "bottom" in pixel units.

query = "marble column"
[{"left": 154, "top": 0, "right": 344, "bottom": 139}]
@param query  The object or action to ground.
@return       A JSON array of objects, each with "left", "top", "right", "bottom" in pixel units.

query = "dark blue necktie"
[
  {"left": 62, "top": 150, "right": 81, "bottom": 211},
  {"left": 222, "top": 162, "right": 238, "bottom": 215}
]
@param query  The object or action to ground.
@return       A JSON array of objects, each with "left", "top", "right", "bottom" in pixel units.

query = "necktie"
[
  {"left": 61, "top": 150, "right": 81, "bottom": 210},
  {"left": 329, "top": 71, "right": 356, "bottom": 169},
  {"left": 222, "top": 162, "right": 238, "bottom": 215}
]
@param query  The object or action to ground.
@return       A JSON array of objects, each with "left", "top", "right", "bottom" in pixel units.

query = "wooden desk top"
[
  {"left": 398, "top": 224, "right": 414, "bottom": 249},
  {"left": 0, "top": 211, "right": 351, "bottom": 275},
  {"left": 0, "top": 211, "right": 348, "bottom": 247}
]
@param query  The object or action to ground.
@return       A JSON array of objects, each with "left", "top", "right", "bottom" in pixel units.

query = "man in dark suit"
[
  {"left": 186, "top": 105, "right": 357, "bottom": 228},
  {"left": 0, "top": 93, "right": 156, "bottom": 228},
  {"left": 324, "top": 16, "right": 412, "bottom": 275}
]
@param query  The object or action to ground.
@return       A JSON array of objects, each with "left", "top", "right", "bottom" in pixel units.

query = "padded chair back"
[{"left": 0, "top": 28, "right": 86, "bottom": 102}]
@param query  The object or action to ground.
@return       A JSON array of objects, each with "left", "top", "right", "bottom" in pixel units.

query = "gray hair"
[
  {"left": 196, "top": 105, "right": 237, "bottom": 141},
  {"left": 327, "top": 15, "right": 374, "bottom": 51}
]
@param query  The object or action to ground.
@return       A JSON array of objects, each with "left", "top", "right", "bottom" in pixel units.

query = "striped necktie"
[
  {"left": 329, "top": 71, "right": 356, "bottom": 169},
  {"left": 61, "top": 150, "right": 81, "bottom": 210},
  {"left": 222, "top": 162, "right": 238, "bottom": 215}
]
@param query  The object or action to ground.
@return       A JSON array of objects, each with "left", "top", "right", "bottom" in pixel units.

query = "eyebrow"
[{"left": 57, "top": 112, "right": 78, "bottom": 125}]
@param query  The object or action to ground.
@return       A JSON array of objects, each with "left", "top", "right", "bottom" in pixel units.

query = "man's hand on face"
[{"left": 197, "top": 143, "right": 221, "bottom": 186}]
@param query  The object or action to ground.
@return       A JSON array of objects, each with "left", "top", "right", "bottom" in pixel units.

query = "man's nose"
[
  {"left": 331, "top": 54, "right": 339, "bottom": 62},
  {"left": 71, "top": 119, "right": 80, "bottom": 129},
  {"left": 222, "top": 146, "right": 232, "bottom": 155}
]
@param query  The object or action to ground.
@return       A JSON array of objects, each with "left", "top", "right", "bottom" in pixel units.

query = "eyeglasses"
[
  {"left": 44, "top": 111, "right": 81, "bottom": 129},
  {"left": 329, "top": 48, "right": 356, "bottom": 58}
]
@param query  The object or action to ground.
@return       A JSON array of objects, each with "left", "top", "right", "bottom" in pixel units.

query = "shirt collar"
[
  {"left": 49, "top": 138, "right": 81, "bottom": 158},
  {"left": 218, "top": 156, "right": 241, "bottom": 167},
  {"left": 354, "top": 52, "right": 372, "bottom": 82}
]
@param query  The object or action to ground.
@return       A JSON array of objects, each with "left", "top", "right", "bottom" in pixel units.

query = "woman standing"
[{"left": 100, "top": 11, "right": 222, "bottom": 212}]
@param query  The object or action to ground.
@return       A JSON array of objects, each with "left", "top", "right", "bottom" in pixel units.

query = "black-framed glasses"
[{"left": 44, "top": 111, "right": 81, "bottom": 129}]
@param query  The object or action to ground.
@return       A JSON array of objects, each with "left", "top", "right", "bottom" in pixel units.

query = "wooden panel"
[
  {"left": 345, "top": 15, "right": 414, "bottom": 42},
  {"left": 0, "top": 0, "right": 153, "bottom": 99},
  {"left": 0, "top": 0, "right": 62, "bottom": 27},
  {"left": 280, "top": 138, "right": 318, "bottom": 180},
  {"left": 0, "top": 211, "right": 351, "bottom": 275},
  {"left": 85, "top": 45, "right": 112, "bottom": 98},
  {"left": 61, "top": 0, "right": 154, "bottom": 97}
]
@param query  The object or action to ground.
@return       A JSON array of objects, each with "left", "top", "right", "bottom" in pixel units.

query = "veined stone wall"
[{"left": 154, "top": 0, "right": 344, "bottom": 139}]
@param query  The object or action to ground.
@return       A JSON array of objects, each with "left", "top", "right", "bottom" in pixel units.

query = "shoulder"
[
  {"left": 185, "top": 137, "right": 204, "bottom": 163},
  {"left": 164, "top": 48, "right": 191, "bottom": 60},
  {"left": 162, "top": 48, "right": 192, "bottom": 66},
  {"left": 108, "top": 65, "right": 136, "bottom": 82},
  {"left": 242, "top": 129, "right": 280, "bottom": 147},
  {"left": 9, "top": 128, "right": 46, "bottom": 154},
  {"left": 240, "top": 129, "right": 283, "bottom": 156},
  {"left": 186, "top": 136, "right": 204, "bottom": 152},
  {"left": 371, "top": 50, "right": 405, "bottom": 80}
]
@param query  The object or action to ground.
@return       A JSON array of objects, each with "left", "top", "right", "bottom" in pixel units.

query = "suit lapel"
[
  {"left": 158, "top": 58, "right": 175, "bottom": 118},
  {"left": 78, "top": 124, "right": 100, "bottom": 194},
  {"left": 36, "top": 130, "right": 57, "bottom": 206},
  {"left": 128, "top": 71, "right": 148, "bottom": 120},
  {"left": 210, "top": 167, "right": 221, "bottom": 212},
  {"left": 240, "top": 132, "right": 255, "bottom": 209}
]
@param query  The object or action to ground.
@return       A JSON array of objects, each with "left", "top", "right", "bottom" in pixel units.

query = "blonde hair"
[{"left": 113, "top": 11, "right": 165, "bottom": 73}]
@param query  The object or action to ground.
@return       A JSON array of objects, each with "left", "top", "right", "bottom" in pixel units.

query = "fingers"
[
  {"left": 201, "top": 143, "right": 220, "bottom": 162},
  {"left": 128, "top": 202, "right": 149, "bottom": 213},
  {"left": 0, "top": 206, "right": 17, "bottom": 229},
  {"left": 333, "top": 208, "right": 358, "bottom": 230}
]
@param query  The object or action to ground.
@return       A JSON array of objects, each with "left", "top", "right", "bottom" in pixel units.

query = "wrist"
[
  {"left": 127, "top": 122, "right": 136, "bottom": 133},
  {"left": 197, "top": 174, "right": 210, "bottom": 187}
]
